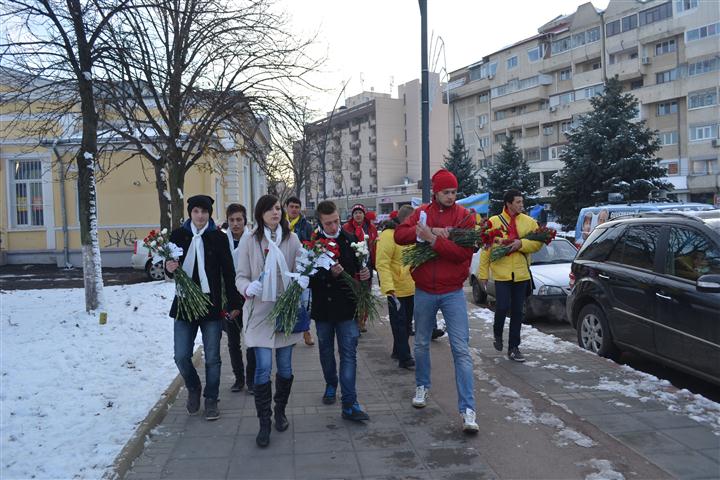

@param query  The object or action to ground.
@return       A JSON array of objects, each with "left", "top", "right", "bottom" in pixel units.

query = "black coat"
[
  {"left": 309, "top": 230, "right": 361, "bottom": 323},
  {"left": 167, "top": 222, "right": 243, "bottom": 321}
]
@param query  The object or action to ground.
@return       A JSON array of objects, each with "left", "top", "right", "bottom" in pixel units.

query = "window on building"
[
  {"left": 495, "top": 110, "right": 506, "bottom": 121},
  {"left": 525, "top": 126, "right": 540, "bottom": 137},
  {"left": 691, "top": 159, "right": 710, "bottom": 175},
  {"left": 689, "top": 124, "right": 718, "bottom": 141},
  {"left": 495, "top": 132, "right": 507, "bottom": 143},
  {"left": 660, "top": 131, "right": 679, "bottom": 146},
  {"left": 477, "top": 91, "right": 490, "bottom": 103},
  {"left": 688, "top": 57, "right": 719, "bottom": 76},
  {"left": 560, "top": 121, "right": 573, "bottom": 134},
  {"left": 656, "top": 69, "right": 678, "bottom": 84},
  {"left": 510, "top": 129, "right": 522, "bottom": 139},
  {"left": 609, "top": 54, "right": 616, "bottom": 65},
  {"left": 630, "top": 79, "right": 644, "bottom": 90},
  {"left": 551, "top": 36, "right": 571, "bottom": 55},
  {"left": 656, "top": 101, "right": 678, "bottom": 116},
  {"left": 525, "top": 149, "right": 541, "bottom": 162},
  {"left": 543, "top": 125, "right": 554, "bottom": 136},
  {"left": 507, "top": 55, "right": 518, "bottom": 70},
  {"left": 559, "top": 68, "right": 572, "bottom": 81},
  {"left": 622, "top": 14, "right": 638, "bottom": 32},
  {"left": 675, "top": 0, "right": 699, "bottom": 13},
  {"left": 477, "top": 114, "right": 488, "bottom": 127},
  {"left": 572, "top": 32, "right": 586, "bottom": 48},
  {"left": 584, "top": 84, "right": 604, "bottom": 99},
  {"left": 587, "top": 27, "right": 600, "bottom": 42},
  {"left": 480, "top": 62, "right": 498, "bottom": 78},
  {"left": 655, "top": 39, "right": 676, "bottom": 55},
  {"left": 630, "top": 51, "right": 639, "bottom": 59},
  {"left": 10, "top": 159, "right": 44, "bottom": 227},
  {"left": 639, "top": 2, "right": 673, "bottom": 26},
  {"left": 606, "top": 19, "right": 621, "bottom": 37},
  {"left": 528, "top": 45, "right": 545, "bottom": 62},
  {"left": 686, "top": 22, "right": 719, "bottom": 42},
  {"left": 539, "top": 99, "right": 549, "bottom": 110},
  {"left": 665, "top": 162, "right": 679, "bottom": 175},
  {"left": 479, "top": 136, "right": 490, "bottom": 149},
  {"left": 688, "top": 89, "right": 718, "bottom": 109},
  {"left": 559, "top": 91, "right": 574, "bottom": 104}
]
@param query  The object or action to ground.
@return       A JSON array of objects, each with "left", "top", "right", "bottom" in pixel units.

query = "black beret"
[{"left": 187, "top": 195, "right": 214, "bottom": 216}]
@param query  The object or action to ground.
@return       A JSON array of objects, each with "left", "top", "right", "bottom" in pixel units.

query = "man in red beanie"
[
  {"left": 394, "top": 169, "right": 478, "bottom": 433},
  {"left": 343, "top": 203, "right": 378, "bottom": 332}
]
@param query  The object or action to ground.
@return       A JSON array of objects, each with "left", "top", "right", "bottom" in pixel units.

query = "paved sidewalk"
[{"left": 124, "top": 303, "right": 719, "bottom": 480}]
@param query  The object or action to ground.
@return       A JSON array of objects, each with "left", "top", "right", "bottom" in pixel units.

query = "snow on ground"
[
  {"left": 467, "top": 306, "right": 720, "bottom": 435},
  {"left": 1, "top": 281, "right": 191, "bottom": 480},
  {"left": 580, "top": 459, "right": 625, "bottom": 480}
]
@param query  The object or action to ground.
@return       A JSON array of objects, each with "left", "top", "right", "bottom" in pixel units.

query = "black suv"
[{"left": 566, "top": 210, "right": 720, "bottom": 385}]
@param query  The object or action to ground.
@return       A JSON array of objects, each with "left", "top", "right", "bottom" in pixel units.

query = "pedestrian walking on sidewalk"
[
  {"left": 235, "top": 195, "right": 308, "bottom": 448},
  {"left": 376, "top": 205, "right": 416, "bottom": 369},
  {"left": 310, "top": 200, "right": 371, "bottom": 422},
  {"left": 477, "top": 189, "right": 542, "bottom": 363},
  {"left": 285, "top": 196, "right": 315, "bottom": 347},
  {"left": 342, "top": 203, "right": 378, "bottom": 333},
  {"left": 394, "top": 169, "right": 479, "bottom": 433},
  {"left": 165, "top": 195, "right": 243, "bottom": 422},
  {"left": 222, "top": 203, "right": 256, "bottom": 394}
]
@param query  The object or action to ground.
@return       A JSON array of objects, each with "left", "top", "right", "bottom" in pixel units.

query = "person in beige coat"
[{"left": 235, "top": 194, "right": 308, "bottom": 447}]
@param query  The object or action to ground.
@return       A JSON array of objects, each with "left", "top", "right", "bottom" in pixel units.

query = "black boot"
[
  {"left": 273, "top": 374, "right": 293, "bottom": 432},
  {"left": 253, "top": 381, "right": 272, "bottom": 447}
]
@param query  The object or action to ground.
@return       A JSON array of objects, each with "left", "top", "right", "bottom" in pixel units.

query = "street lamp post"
[{"left": 419, "top": 0, "right": 430, "bottom": 203}]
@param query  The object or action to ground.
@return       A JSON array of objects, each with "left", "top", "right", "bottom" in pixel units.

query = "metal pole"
[
  {"left": 319, "top": 79, "right": 351, "bottom": 200},
  {"left": 419, "top": 0, "right": 430, "bottom": 203}
]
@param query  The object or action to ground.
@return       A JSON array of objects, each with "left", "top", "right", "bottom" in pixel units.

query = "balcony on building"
[
  {"left": 369, "top": 184, "right": 377, "bottom": 193},
  {"left": 369, "top": 151, "right": 377, "bottom": 162},
  {"left": 350, "top": 124, "right": 360, "bottom": 133},
  {"left": 369, "top": 167, "right": 377, "bottom": 177},
  {"left": 349, "top": 155, "right": 361, "bottom": 165},
  {"left": 350, "top": 170, "right": 362, "bottom": 181},
  {"left": 369, "top": 135, "right": 376, "bottom": 145},
  {"left": 351, "top": 185, "right": 362, "bottom": 195},
  {"left": 349, "top": 139, "right": 360, "bottom": 150}
]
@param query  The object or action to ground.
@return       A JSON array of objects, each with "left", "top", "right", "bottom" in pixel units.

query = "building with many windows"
[
  {"left": 302, "top": 73, "right": 449, "bottom": 217},
  {"left": 447, "top": 0, "right": 719, "bottom": 203}
]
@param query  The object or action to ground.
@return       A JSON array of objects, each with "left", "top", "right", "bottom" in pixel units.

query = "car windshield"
[{"left": 531, "top": 239, "right": 577, "bottom": 265}]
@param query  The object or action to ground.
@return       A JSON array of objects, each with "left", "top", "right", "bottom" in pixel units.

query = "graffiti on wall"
[{"left": 104, "top": 229, "right": 138, "bottom": 248}]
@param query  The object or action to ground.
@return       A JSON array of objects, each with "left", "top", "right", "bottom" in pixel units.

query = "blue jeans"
[
  {"left": 316, "top": 319, "right": 359, "bottom": 407},
  {"left": 174, "top": 319, "right": 222, "bottom": 400},
  {"left": 414, "top": 288, "right": 475, "bottom": 413},
  {"left": 253, "top": 345, "right": 294, "bottom": 385},
  {"left": 388, "top": 295, "right": 413, "bottom": 362},
  {"left": 494, "top": 280, "right": 529, "bottom": 351}
]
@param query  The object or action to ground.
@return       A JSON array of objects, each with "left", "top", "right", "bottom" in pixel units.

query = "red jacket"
[
  {"left": 343, "top": 218, "right": 378, "bottom": 267},
  {"left": 394, "top": 201, "right": 475, "bottom": 294}
]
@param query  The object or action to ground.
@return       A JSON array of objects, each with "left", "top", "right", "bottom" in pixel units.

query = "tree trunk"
[
  {"left": 169, "top": 163, "right": 187, "bottom": 229},
  {"left": 76, "top": 79, "right": 105, "bottom": 312},
  {"left": 155, "top": 161, "right": 173, "bottom": 231}
]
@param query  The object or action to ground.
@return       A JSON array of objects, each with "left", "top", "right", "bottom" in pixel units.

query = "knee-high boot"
[
  {"left": 253, "top": 381, "right": 272, "bottom": 447},
  {"left": 273, "top": 374, "right": 293, "bottom": 432}
]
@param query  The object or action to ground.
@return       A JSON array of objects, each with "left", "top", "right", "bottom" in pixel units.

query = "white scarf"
[
  {"left": 261, "top": 226, "right": 291, "bottom": 302},
  {"left": 321, "top": 227, "right": 341, "bottom": 239},
  {"left": 225, "top": 227, "right": 246, "bottom": 271},
  {"left": 182, "top": 222, "right": 210, "bottom": 293}
]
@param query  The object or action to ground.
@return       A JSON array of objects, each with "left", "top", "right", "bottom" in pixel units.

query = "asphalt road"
[{"left": 0, "top": 264, "right": 151, "bottom": 290}]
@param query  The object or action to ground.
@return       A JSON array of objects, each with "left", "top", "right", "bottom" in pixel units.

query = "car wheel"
[
  {"left": 146, "top": 260, "right": 165, "bottom": 281},
  {"left": 471, "top": 277, "right": 487, "bottom": 305},
  {"left": 576, "top": 303, "right": 618, "bottom": 358}
]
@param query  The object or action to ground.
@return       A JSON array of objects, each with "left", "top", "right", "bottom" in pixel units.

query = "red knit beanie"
[
  {"left": 389, "top": 210, "right": 398, "bottom": 219},
  {"left": 365, "top": 211, "right": 376, "bottom": 222},
  {"left": 431, "top": 169, "right": 458, "bottom": 193}
]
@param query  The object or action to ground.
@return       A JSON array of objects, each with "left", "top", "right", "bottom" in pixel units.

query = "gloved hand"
[
  {"left": 245, "top": 280, "right": 263, "bottom": 298},
  {"left": 296, "top": 275, "right": 310, "bottom": 289}
]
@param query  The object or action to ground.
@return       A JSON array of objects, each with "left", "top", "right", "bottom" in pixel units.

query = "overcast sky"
[{"left": 282, "top": 0, "right": 610, "bottom": 120}]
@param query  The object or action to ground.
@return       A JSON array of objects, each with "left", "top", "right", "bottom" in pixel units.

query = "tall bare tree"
[
  {"left": 95, "top": 0, "right": 320, "bottom": 229},
  {"left": 1, "top": 0, "right": 131, "bottom": 311}
]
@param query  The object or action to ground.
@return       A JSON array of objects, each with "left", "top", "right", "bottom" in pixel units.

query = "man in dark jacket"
[
  {"left": 309, "top": 200, "right": 370, "bottom": 422},
  {"left": 395, "top": 169, "right": 479, "bottom": 433},
  {"left": 165, "top": 194, "right": 243, "bottom": 421},
  {"left": 285, "top": 196, "right": 315, "bottom": 346}
]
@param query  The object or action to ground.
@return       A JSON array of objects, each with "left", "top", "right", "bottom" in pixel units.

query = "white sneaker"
[
  {"left": 462, "top": 408, "right": 479, "bottom": 433},
  {"left": 412, "top": 385, "right": 428, "bottom": 408}
]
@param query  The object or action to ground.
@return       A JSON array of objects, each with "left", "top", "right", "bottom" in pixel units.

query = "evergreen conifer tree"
[
  {"left": 551, "top": 77, "right": 668, "bottom": 227},
  {"left": 484, "top": 135, "right": 538, "bottom": 215},
  {"left": 443, "top": 134, "right": 479, "bottom": 199}
]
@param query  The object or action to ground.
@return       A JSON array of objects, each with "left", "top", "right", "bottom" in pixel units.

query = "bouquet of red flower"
[
  {"left": 485, "top": 225, "right": 557, "bottom": 262},
  {"left": 143, "top": 228, "right": 212, "bottom": 322},
  {"left": 268, "top": 233, "right": 340, "bottom": 336},
  {"left": 402, "top": 226, "right": 487, "bottom": 269}
]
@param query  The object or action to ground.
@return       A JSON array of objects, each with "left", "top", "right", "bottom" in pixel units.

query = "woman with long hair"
[{"left": 235, "top": 194, "right": 307, "bottom": 447}]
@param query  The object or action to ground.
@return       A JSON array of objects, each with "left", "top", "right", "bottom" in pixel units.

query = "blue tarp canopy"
[{"left": 456, "top": 193, "right": 489, "bottom": 214}]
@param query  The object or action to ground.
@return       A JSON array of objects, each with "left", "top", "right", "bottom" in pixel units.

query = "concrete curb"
[{"left": 104, "top": 347, "right": 204, "bottom": 480}]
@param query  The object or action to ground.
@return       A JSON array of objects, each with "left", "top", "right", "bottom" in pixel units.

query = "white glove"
[
  {"left": 296, "top": 275, "right": 310, "bottom": 290},
  {"left": 245, "top": 280, "right": 263, "bottom": 298}
]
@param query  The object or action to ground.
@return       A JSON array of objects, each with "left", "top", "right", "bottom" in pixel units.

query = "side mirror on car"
[{"left": 696, "top": 274, "right": 720, "bottom": 293}]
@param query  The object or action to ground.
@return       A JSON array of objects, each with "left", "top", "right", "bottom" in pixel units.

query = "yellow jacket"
[
  {"left": 375, "top": 228, "right": 415, "bottom": 298},
  {"left": 478, "top": 210, "right": 543, "bottom": 283}
]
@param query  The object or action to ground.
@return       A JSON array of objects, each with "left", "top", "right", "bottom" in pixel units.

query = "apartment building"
[
  {"left": 447, "top": 0, "right": 719, "bottom": 203},
  {"left": 303, "top": 73, "right": 449, "bottom": 217},
  {"left": 0, "top": 72, "right": 268, "bottom": 266}
]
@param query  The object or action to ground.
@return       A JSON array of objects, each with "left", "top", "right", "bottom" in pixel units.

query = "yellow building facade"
[{"left": 1, "top": 91, "right": 268, "bottom": 267}]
